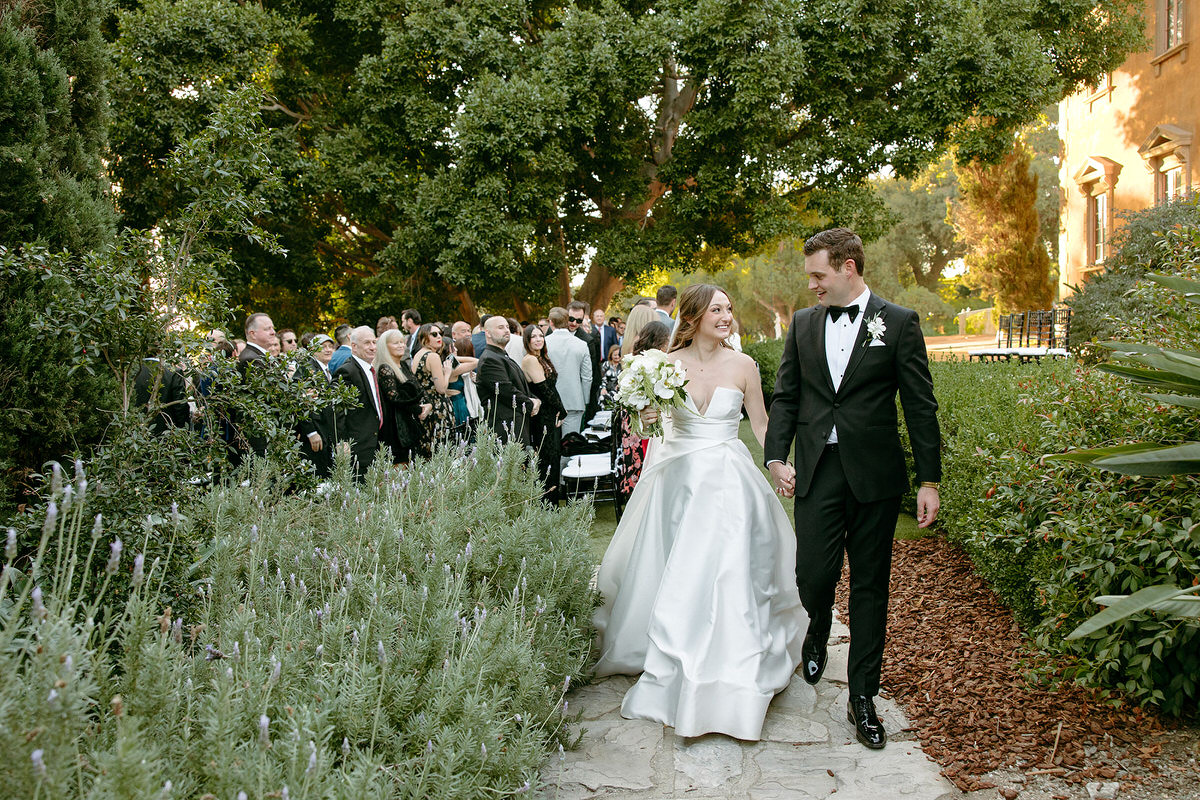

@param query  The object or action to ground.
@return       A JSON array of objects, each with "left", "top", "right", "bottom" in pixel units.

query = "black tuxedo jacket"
[
  {"left": 294, "top": 356, "right": 334, "bottom": 439},
  {"left": 477, "top": 344, "right": 535, "bottom": 445},
  {"left": 134, "top": 360, "right": 190, "bottom": 434},
  {"left": 764, "top": 294, "right": 941, "bottom": 503},
  {"left": 234, "top": 344, "right": 269, "bottom": 456},
  {"left": 332, "top": 357, "right": 380, "bottom": 455}
]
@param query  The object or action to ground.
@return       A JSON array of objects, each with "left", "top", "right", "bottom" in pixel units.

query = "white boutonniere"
[{"left": 864, "top": 312, "right": 886, "bottom": 347}]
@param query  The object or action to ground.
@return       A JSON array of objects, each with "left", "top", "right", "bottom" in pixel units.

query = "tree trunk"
[
  {"left": 576, "top": 261, "right": 625, "bottom": 313},
  {"left": 455, "top": 287, "right": 479, "bottom": 325},
  {"left": 512, "top": 296, "right": 535, "bottom": 323}
]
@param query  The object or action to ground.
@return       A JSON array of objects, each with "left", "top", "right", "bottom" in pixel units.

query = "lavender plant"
[{"left": 1, "top": 436, "right": 597, "bottom": 798}]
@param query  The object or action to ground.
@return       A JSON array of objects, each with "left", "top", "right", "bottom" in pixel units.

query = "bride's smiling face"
[{"left": 698, "top": 291, "right": 734, "bottom": 342}]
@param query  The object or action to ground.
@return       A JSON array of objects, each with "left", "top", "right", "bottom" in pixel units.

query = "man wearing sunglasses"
[
  {"left": 546, "top": 306, "right": 593, "bottom": 436},
  {"left": 568, "top": 300, "right": 602, "bottom": 423}
]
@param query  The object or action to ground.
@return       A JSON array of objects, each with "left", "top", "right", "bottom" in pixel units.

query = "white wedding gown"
[{"left": 593, "top": 386, "right": 807, "bottom": 740}]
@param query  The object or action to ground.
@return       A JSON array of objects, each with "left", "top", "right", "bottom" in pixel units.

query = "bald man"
[
  {"left": 332, "top": 326, "right": 382, "bottom": 478},
  {"left": 476, "top": 315, "right": 539, "bottom": 445}
]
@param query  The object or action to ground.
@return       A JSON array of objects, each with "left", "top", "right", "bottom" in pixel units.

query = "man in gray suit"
[{"left": 545, "top": 306, "right": 593, "bottom": 435}]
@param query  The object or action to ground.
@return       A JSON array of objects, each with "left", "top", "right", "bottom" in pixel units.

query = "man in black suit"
[
  {"left": 332, "top": 326, "right": 382, "bottom": 479},
  {"left": 233, "top": 312, "right": 277, "bottom": 462},
  {"left": 294, "top": 333, "right": 336, "bottom": 477},
  {"left": 134, "top": 357, "right": 190, "bottom": 434},
  {"left": 764, "top": 227, "right": 941, "bottom": 751},
  {"left": 593, "top": 308, "right": 619, "bottom": 367},
  {"left": 477, "top": 315, "right": 539, "bottom": 445}
]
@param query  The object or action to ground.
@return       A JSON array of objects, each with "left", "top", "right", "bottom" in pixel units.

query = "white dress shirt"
[
  {"left": 824, "top": 286, "right": 872, "bottom": 444},
  {"left": 352, "top": 354, "right": 382, "bottom": 421}
]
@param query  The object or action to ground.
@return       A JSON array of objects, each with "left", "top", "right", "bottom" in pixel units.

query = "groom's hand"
[
  {"left": 916, "top": 486, "right": 940, "bottom": 528},
  {"left": 768, "top": 461, "right": 796, "bottom": 498}
]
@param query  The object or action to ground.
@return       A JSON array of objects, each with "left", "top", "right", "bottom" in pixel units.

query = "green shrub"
[
  {"left": 1, "top": 436, "right": 598, "bottom": 798},
  {"left": 743, "top": 337, "right": 785, "bottom": 405},
  {"left": 933, "top": 357, "right": 1200, "bottom": 713}
]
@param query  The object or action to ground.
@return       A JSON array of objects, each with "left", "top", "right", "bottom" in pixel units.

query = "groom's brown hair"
[{"left": 804, "top": 228, "right": 865, "bottom": 276}]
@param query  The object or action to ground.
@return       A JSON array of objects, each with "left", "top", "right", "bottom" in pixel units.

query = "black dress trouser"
[{"left": 793, "top": 444, "right": 900, "bottom": 698}]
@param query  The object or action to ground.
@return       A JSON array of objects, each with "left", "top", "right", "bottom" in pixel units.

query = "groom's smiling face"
[{"left": 805, "top": 249, "right": 865, "bottom": 308}]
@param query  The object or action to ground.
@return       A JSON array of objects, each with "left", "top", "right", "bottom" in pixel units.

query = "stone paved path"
[{"left": 543, "top": 615, "right": 963, "bottom": 800}]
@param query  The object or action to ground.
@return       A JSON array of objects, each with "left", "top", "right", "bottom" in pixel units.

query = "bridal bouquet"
[{"left": 613, "top": 349, "right": 688, "bottom": 438}]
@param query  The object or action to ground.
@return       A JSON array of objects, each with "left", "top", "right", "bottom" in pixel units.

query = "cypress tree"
[
  {"left": 1, "top": 0, "right": 117, "bottom": 512},
  {"left": 953, "top": 137, "right": 1056, "bottom": 315}
]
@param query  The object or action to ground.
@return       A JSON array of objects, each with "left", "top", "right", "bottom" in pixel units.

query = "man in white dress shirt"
[{"left": 544, "top": 306, "right": 592, "bottom": 435}]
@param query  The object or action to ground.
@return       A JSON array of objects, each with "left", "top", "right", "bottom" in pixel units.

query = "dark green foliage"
[
  {"left": 108, "top": 0, "right": 1145, "bottom": 319},
  {"left": 0, "top": 0, "right": 119, "bottom": 513},
  {"left": 0, "top": 0, "right": 115, "bottom": 252},
  {"left": 742, "top": 337, "right": 784, "bottom": 406},
  {"left": 1067, "top": 198, "right": 1200, "bottom": 357},
  {"left": 933, "top": 358, "right": 1199, "bottom": 713}
]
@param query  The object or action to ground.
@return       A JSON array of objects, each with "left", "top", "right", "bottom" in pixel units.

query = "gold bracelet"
[{"left": 920, "top": 481, "right": 939, "bottom": 489}]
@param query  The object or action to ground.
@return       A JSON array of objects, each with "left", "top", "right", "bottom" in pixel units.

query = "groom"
[{"left": 765, "top": 227, "right": 941, "bottom": 750}]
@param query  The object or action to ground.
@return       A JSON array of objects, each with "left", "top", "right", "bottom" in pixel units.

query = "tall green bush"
[
  {"left": 933, "top": 357, "right": 1199, "bottom": 713},
  {"left": 2, "top": 437, "right": 597, "bottom": 798},
  {"left": 743, "top": 337, "right": 784, "bottom": 406},
  {"left": 0, "top": 0, "right": 119, "bottom": 513}
]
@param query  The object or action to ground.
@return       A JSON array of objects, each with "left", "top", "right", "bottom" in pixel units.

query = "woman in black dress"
[
  {"left": 375, "top": 329, "right": 432, "bottom": 463},
  {"left": 520, "top": 324, "right": 566, "bottom": 503}
]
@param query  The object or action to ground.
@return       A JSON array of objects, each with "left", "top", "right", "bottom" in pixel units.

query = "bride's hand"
[{"left": 639, "top": 406, "right": 659, "bottom": 426}]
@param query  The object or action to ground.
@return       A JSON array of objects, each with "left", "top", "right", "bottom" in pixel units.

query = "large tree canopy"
[{"left": 110, "top": 0, "right": 1143, "bottom": 326}]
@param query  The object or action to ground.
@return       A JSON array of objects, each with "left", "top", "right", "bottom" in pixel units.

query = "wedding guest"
[
  {"left": 545, "top": 307, "right": 593, "bottom": 435},
  {"left": 294, "top": 333, "right": 336, "bottom": 477},
  {"left": 442, "top": 324, "right": 478, "bottom": 442},
  {"left": 376, "top": 315, "right": 399, "bottom": 335},
  {"left": 504, "top": 317, "right": 526, "bottom": 363},
  {"left": 279, "top": 329, "right": 298, "bottom": 353},
  {"left": 375, "top": 329, "right": 432, "bottom": 463},
  {"left": 600, "top": 344, "right": 622, "bottom": 403},
  {"left": 655, "top": 285, "right": 678, "bottom": 325},
  {"left": 521, "top": 324, "right": 566, "bottom": 502},
  {"left": 537, "top": 317, "right": 551, "bottom": 333},
  {"left": 477, "top": 315, "right": 539, "bottom": 445},
  {"left": 411, "top": 323, "right": 472, "bottom": 450},
  {"left": 595, "top": 310, "right": 619, "bottom": 368},
  {"left": 620, "top": 304, "right": 659, "bottom": 357},
  {"left": 134, "top": 357, "right": 190, "bottom": 435},
  {"left": 616, "top": 321, "right": 671, "bottom": 500},
  {"left": 235, "top": 313, "right": 276, "bottom": 461},
  {"left": 232, "top": 338, "right": 247, "bottom": 357},
  {"left": 207, "top": 329, "right": 227, "bottom": 345},
  {"left": 332, "top": 326, "right": 382, "bottom": 479},
  {"left": 402, "top": 309, "right": 422, "bottom": 353},
  {"left": 569, "top": 301, "right": 601, "bottom": 421},
  {"left": 327, "top": 324, "right": 354, "bottom": 373}
]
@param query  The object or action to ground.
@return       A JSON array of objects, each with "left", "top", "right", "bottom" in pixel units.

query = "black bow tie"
[{"left": 827, "top": 304, "right": 860, "bottom": 322}]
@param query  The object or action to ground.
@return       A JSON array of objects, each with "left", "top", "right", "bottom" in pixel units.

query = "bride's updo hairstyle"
[{"left": 669, "top": 283, "right": 734, "bottom": 354}]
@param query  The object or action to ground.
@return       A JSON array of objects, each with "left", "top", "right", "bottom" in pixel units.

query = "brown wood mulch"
[{"left": 835, "top": 535, "right": 1176, "bottom": 793}]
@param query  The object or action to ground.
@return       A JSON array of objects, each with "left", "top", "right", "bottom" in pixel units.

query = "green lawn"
[{"left": 585, "top": 419, "right": 924, "bottom": 562}]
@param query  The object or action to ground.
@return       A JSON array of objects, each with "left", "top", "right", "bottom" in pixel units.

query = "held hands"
[
  {"left": 768, "top": 461, "right": 796, "bottom": 498},
  {"left": 916, "top": 486, "right": 940, "bottom": 529}
]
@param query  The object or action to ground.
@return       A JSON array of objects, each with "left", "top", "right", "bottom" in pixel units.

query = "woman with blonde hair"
[
  {"left": 620, "top": 304, "right": 660, "bottom": 357},
  {"left": 374, "top": 329, "right": 432, "bottom": 462},
  {"left": 593, "top": 283, "right": 805, "bottom": 741}
]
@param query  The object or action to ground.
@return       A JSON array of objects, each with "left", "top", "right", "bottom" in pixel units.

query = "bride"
[{"left": 593, "top": 284, "right": 807, "bottom": 741}]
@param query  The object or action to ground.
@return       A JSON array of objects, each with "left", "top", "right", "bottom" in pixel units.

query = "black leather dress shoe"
[
  {"left": 847, "top": 695, "right": 887, "bottom": 749},
  {"left": 800, "top": 633, "right": 828, "bottom": 685}
]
